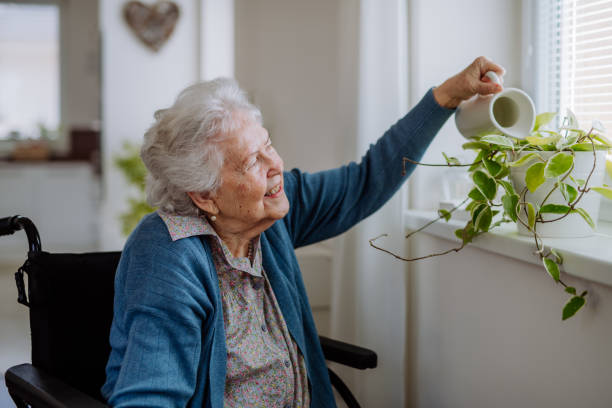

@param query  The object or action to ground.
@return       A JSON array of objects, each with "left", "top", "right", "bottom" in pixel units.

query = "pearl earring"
[{"left": 210, "top": 215, "right": 217, "bottom": 222}]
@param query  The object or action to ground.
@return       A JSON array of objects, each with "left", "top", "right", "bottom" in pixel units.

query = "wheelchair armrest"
[
  {"left": 319, "top": 336, "right": 377, "bottom": 369},
  {"left": 5, "top": 364, "right": 109, "bottom": 408}
]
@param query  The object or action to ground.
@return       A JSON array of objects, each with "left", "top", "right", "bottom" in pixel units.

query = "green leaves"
[
  {"left": 114, "top": 142, "right": 149, "bottom": 189},
  {"left": 574, "top": 207, "right": 595, "bottom": 229},
  {"left": 563, "top": 295, "right": 586, "bottom": 321},
  {"left": 591, "top": 186, "right": 612, "bottom": 201},
  {"left": 541, "top": 250, "right": 588, "bottom": 321},
  {"left": 468, "top": 187, "right": 487, "bottom": 202},
  {"left": 455, "top": 221, "right": 476, "bottom": 245},
  {"left": 472, "top": 170, "right": 497, "bottom": 200},
  {"left": 525, "top": 162, "right": 546, "bottom": 193},
  {"left": 551, "top": 248, "right": 563, "bottom": 264},
  {"left": 527, "top": 202, "right": 536, "bottom": 230},
  {"left": 480, "top": 135, "right": 515, "bottom": 149},
  {"left": 540, "top": 204, "right": 570, "bottom": 215},
  {"left": 472, "top": 204, "right": 493, "bottom": 232},
  {"left": 543, "top": 258, "right": 560, "bottom": 282},
  {"left": 560, "top": 183, "right": 578, "bottom": 204},
  {"left": 508, "top": 152, "right": 541, "bottom": 168},
  {"left": 483, "top": 158, "right": 502, "bottom": 177},
  {"left": 497, "top": 179, "right": 516, "bottom": 196},
  {"left": 522, "top": 154, "right": 574, "bottom": 196},
  {"left": 438, "top": 209, "right": 451, "bottom": 222},
  {"left": 570, "top": 143, "right": 610, "bottom": 151},
  {"left": 449, "top": 108, "right": 606, "bottom": 322},
  {"left": 462, "top": 141, "right": 490, "bottom": 150},
  {"left": 570, "top": 176, "right": 585, "bottom": 187},
  {"left": 525, "top": 134, "right": 560, "bottom": 146},
  {"left": 114, "top": 142, "right": 155, "bottom": 237},
  {"left": 502, "top": 194, "right": 519, "bottom": 222},
  {"left": 594, "top": 133, "right": 612, "bottom": 147},
  {"left": 469, "top": 150, "right": 487, "bottom": 171},
  {"left": 557, "top": 133, "right": 579, "bottom": 150},
  {"left": 442, "top": 152, "right": 460, "bottom": 165},
  {"left": 544, "top": 152, "right": 574, "bottom": 178},
  {"left": 448, "top": 109, "right": 601, "bottom": 322},
  {"left": 533, "top": 112, "right": 557, "bottom": 131}
]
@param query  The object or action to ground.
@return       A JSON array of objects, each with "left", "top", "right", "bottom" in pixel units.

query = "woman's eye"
[{"left": 247, "top": 157, "right": 259, "bottom": 169}]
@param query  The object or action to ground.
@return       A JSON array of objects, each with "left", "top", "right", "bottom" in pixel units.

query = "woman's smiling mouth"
[{"left": 264, "top": 184, "right": 282, "bottom": 197}]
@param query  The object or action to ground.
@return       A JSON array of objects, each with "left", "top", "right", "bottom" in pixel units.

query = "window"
[
  {"left": 530, "top": 0, "right": 612, "bottom": 221},
  {"left": 532, "top": 0, "right": 612, "bottom": 128},
  {"left": 0, "top": 3, "right": 60, "bottom": 140}
]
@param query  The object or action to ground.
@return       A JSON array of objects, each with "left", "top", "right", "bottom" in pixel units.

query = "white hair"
[{"left": 141, "top": 78, "right": 262, "bottom": 216}]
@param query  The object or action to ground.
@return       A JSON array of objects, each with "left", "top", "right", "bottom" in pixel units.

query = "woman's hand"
[{"left": 433, "top": 56, "right": 505, "bottom": 109}]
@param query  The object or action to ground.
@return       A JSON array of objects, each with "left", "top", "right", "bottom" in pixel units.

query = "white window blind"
[
  {"left": 534, "top": 0, "right": 612, "bottom": 131},
  {"left": 531, "top": 0, "right": 612, "bottom": 222}
]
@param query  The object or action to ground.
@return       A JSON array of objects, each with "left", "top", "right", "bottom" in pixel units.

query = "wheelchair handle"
[
  {"left": 0, "top": 216, "right": 19, "bottom": 236},
  {"left": 0, "top": 215, "right": 42, "bottom": 253}
]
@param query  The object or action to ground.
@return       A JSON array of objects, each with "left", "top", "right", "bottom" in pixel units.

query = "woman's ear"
[{"left": 187, "top": 192, "right": 219, "bottom": 215}]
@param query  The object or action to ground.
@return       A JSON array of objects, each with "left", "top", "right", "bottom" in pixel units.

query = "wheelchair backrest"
[{"left": 23, "top": 251, "right": 121, "bottom": 402}]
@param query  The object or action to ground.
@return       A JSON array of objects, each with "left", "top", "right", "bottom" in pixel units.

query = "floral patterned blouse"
[{"left": 158, "top": 211, "right": 310, "bottom": 408}]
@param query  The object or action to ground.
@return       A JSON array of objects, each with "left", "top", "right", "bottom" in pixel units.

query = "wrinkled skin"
[
  {"left": 188, "top": 113, "right": 289, "bottom": 257},
  {"left": 433, "top": 56, "right": 505, "bottom": 109}
]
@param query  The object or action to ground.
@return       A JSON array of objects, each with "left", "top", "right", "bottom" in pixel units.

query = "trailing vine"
[{"left": 371, "top": 111, "right": 612, "bottom": 320}]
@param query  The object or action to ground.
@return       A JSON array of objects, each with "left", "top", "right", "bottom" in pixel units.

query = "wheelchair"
[{"left": 1, "top": 215, "right": 377, "bottom": 407}]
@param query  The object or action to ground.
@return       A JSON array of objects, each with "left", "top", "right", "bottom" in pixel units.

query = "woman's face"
[{"left": 208, "top": 115, "right": 289, "bottom": 235}]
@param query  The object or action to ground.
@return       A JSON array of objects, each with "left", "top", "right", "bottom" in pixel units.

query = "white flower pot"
[{"left": 509, "top": 150, "right": 607, "bottom": 237}]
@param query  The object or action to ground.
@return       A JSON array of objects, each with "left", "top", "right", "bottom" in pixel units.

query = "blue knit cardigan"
[{"left": 101, "top": 89, "right": 453, "bottom": 407}]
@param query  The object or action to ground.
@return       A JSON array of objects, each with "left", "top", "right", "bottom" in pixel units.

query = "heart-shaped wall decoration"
[{"left": 123, "top": 1, "right": 180, "bottom": 52}]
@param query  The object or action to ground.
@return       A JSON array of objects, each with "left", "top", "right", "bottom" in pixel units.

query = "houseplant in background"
[
  {"left": 370, "top": 111, "right": 612, "bottom": 320},
  {"left": 114, "top": 142, "right": 154, "bottom": 236}
]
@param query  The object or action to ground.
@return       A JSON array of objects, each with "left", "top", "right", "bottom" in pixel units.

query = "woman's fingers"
[
  {"left": 433, "top": 56, "right": 506, "bottom": 108},
  {"left": 475, "top": 56, "right": 505, "bottom": 77},
  {"left": 473, "top": 56, "right": 505, "bottom": 95},
  {"left": 475, "top": 81, "right": 502, "bottom": 96}
]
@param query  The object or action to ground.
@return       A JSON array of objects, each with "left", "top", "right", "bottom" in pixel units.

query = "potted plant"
[
  {"left": 114, "top": 142, "right": 155, "bottom": 236},
  {"left": 371, "top": 110, "right": 612, "bottom": 320}
]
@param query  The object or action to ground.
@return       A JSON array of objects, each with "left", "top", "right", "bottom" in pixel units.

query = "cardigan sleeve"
[
  {"left": 283, "top": 89, "right": 454, "bottom": 248},
  {"left": 102, "top": 240, "right": 212, "bottom": 408}
]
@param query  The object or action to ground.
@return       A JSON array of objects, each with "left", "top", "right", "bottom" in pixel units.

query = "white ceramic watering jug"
[{"left": 455, "top": 71, "right": 536, "bottom": 139}]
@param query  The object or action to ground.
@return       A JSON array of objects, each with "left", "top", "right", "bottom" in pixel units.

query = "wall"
[
  {"left": 348, "top": 0, "right": 410, "bottom": 406},
  {"left": 408, "top": 0, "right": 522, "bottom": 210},
  {"left": 59, "top": 0, "right": 100, "bottom": 153},
  {"left": 99, "top": 0, "right": 199, "bottom": 250},
  {"left": 234, "top": 0, "right": 347, "bottom": 173},
  {"left": 199, "top": 0, "right": 234, "bottom": 81},
  {"left": 409, "top": 234, "right": 612, "bottom": 408}
]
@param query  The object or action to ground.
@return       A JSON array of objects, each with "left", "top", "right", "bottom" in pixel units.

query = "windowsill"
[{"left": 404, "top": 209, "right": 612, "bottom": 288}]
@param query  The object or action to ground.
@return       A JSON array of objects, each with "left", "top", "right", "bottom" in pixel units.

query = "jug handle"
[{"left": 484, "top": 71, "right": 502, "bottom": 87}]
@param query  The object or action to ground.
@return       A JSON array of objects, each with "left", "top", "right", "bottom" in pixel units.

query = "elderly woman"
[{"left": 102, "top": 56, "right": 504, "bottom": 407}]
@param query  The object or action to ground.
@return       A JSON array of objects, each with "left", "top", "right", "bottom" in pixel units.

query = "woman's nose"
[{"left": 265, "top": 149, "right": 283, "bottom": 173}]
